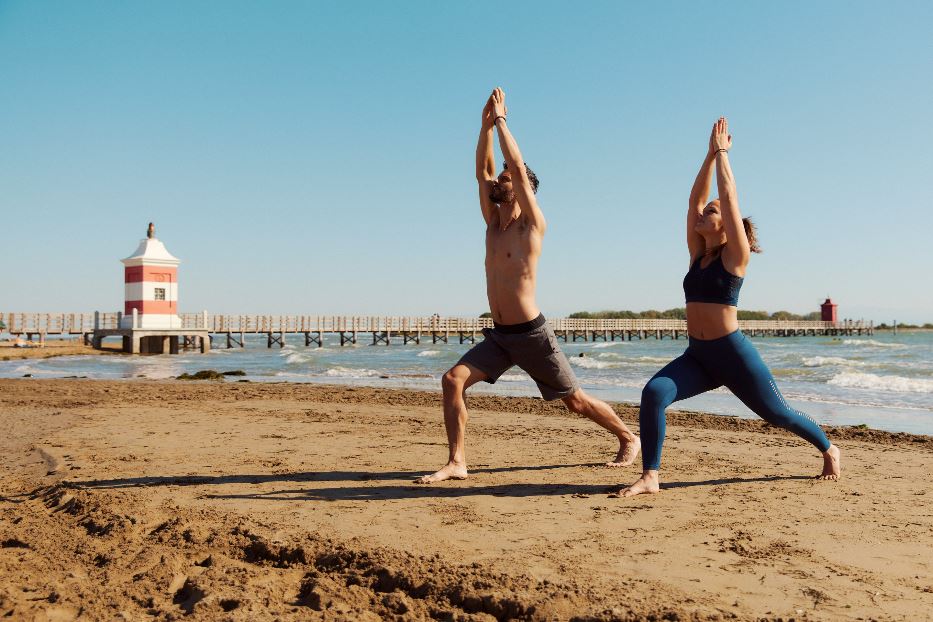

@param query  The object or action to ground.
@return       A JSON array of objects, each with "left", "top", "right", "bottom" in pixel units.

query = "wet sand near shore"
[{"left": 1, "top": 379, "right": 931, "bottom": 621}]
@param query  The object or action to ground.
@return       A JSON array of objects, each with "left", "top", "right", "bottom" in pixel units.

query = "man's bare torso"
[{"left": 484, "top": 212, "right": 542, "bottom": 325}]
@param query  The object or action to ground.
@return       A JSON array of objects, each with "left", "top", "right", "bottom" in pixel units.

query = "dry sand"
[{"left": 1, "top": 379, "right": 931, "bottom": 621}]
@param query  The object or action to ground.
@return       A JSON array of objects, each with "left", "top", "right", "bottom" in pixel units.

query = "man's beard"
[{"left": 489, "top": 186, "right": 515, "bottom": 204}]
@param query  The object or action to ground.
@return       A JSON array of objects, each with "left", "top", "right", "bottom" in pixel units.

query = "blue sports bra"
[{"left": 683, "top": 253, "right": 744, "bottom": 306}]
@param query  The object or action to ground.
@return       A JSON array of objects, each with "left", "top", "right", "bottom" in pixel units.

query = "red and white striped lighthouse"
[{"left": 120, "top": 223, "right": 182, "bottom": 329}]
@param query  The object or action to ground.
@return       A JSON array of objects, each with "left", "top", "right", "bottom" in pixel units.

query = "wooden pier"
[{"left": 3, "top": 312, "right": 874, "bottom": 351}]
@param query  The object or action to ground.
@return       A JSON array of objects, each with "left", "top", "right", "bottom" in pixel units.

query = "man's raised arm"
[
  {"left": 477, "top": 96, "right": 497, "bottom": 225},
  {"left": 491, "top": 87, "right": 546, "bottom": 232}
]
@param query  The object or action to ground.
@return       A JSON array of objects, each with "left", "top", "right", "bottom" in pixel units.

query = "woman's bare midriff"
[{"left": 686, "top": 302, "right": 740, "bottom": 340}]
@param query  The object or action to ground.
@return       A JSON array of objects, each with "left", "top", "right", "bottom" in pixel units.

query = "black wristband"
[
  {"left": 494, "top": 115, "right": 507, "bottom": 125},
  {"left": 715, "top": 148, "right": 728, "bottom": 154}
]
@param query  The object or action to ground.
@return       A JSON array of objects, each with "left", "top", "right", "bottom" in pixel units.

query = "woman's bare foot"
[
  {"left": 610, "top": 470, "right": 660, "bottom": 497},
  {"left": 817, "top": 444, "right": 841, "bottom": 480},
  {"left": 606, "top": 436, "right": 641, "bottom": 467},
  {"left": 414, "top": 462, "right": 468, "bottom": 484}
]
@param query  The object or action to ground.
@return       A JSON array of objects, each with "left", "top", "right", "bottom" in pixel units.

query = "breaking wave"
[
  {"left": 841, "top": 339, "right": 906, "bottom": 349},
  {"left": 569, "top": 357, "right": 619, "bottom": 370},
  {"left": 801, "top": 356, "right": 864, "bottom": 368},
  {"left": 322, "top": 367, "right": 383, "bottom": 378},
  {"left": 827, "top": 372, "right": 933, "bottom": 394}
]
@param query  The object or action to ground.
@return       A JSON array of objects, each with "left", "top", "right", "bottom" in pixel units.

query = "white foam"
[
  {"left": 827, "top": 372, "right": 933, "bottom": 394},
  {"left": 498, "top": 373, "right": 528, "bottom": 382},
  {"left": 591, "top": 342, "right": 624, "bottom": 349},
  {"left": 801, "top": 356, "right": 864, "bottom": 368},
  {"left": 570, "top": 357, "right": 619, "bottom": 370},
  {"left": 322, "top": 367, "right": 383, "bottom": 378},
  {"left": 574, "top": 376, "right": 646, "bottom": 389},
  {"left": 780, "top": 390, "right": 930, "bottom": 412},
  {"left": 593, "top": 354, "right": 669, "bottom": 364},
  {"left": 841, "top": 339, "right": 906, "bottom": 349},
  {"left": 417, "top": 350, "right": 441, "bottom": 358},
  {"left": 633, "top": 356, "right": 673, "bottom": 364},
  {"left": 285, "top": 351, "right": 311, "bottom": 365}
]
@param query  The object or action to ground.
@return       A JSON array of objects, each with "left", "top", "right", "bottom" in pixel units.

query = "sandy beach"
[
  {"left": 1, "top": 379, "right": 931, "bottom": 621},
  {"left": 0, "top": 340, "right": 122, "bottom": 362}
]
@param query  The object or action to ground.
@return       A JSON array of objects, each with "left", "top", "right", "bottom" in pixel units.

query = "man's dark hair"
[{"left": 503, "top": 161, "right": 539, "bottom": 194}]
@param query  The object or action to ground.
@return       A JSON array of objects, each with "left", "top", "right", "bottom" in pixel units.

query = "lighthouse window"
[{"left": 154, "top": 288, "right": 166, "bottom": 301}]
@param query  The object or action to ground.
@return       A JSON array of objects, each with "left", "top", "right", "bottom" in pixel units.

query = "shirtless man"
[{"left": 416, "top": 88, "right": 640, "bottom": 484}]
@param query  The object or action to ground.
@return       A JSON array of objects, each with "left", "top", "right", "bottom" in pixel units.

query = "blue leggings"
[{"left": 640, "top": 330, "right": 831, "bottom": 470}]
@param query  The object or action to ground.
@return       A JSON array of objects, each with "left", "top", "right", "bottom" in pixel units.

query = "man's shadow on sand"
[{"left": 66, "top": 467, "right": 811, "bottom": 501}]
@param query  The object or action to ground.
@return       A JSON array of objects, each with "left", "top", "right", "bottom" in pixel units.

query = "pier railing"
[
  {"left": 1, "top": 312, "right": 118, "bottom": 335},
  {"left": 180, "top": 315, "right": 868, "bottom": 334},
  {"left": 3, "top": 312, "right": 874, "bottom": 342}
]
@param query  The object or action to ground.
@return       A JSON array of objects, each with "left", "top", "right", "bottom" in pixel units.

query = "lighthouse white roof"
[{"left": 121, "top": 237, "right": 180, "bottom": 266}]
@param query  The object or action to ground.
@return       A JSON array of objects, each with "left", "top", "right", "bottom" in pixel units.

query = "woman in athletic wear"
[{"left": 619, "top": 117, "right": 841, "bottom": 497}]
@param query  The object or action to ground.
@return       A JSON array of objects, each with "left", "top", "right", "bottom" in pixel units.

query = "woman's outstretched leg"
[
  {"left": 619, "top": 353, "right": 720, "bottom": 496},
  {"left": 720, "top": 333, "right": 841, "bottom": 480}
]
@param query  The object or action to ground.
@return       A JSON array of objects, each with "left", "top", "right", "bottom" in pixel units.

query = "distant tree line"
[{"left": 568, "top": 308, "right": 822, "bottom": 321}]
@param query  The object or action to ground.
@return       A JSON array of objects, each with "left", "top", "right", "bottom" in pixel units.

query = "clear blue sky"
[{"left": 2, "top": 1, "right": 931, "bottom": 323}]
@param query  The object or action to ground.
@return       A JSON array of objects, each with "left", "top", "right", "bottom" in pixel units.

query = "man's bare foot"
[
  {"left": 610, "top": 470, "right": 660, "bottom": 497},
  {"left": 414, "top": 462, "right": 468, "bottom": 484},
  {"left": 817, "top": 444, "right": 841, "bottom": 480},
  {"left": 606, "top": 436, "right": 641, "bottom": 467}
]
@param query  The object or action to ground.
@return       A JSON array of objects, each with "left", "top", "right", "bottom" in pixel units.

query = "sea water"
[{"left": 3, "top": 331, "right": 931, "bottom": 435}]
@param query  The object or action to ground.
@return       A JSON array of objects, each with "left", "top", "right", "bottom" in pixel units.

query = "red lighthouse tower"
[{"left": 821, "top": 297, "right": 838, "bottom": 323}]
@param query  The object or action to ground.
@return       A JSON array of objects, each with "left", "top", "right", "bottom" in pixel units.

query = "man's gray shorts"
[{"left": 456, "top": 314, "right": 580, "bottom": 401}]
